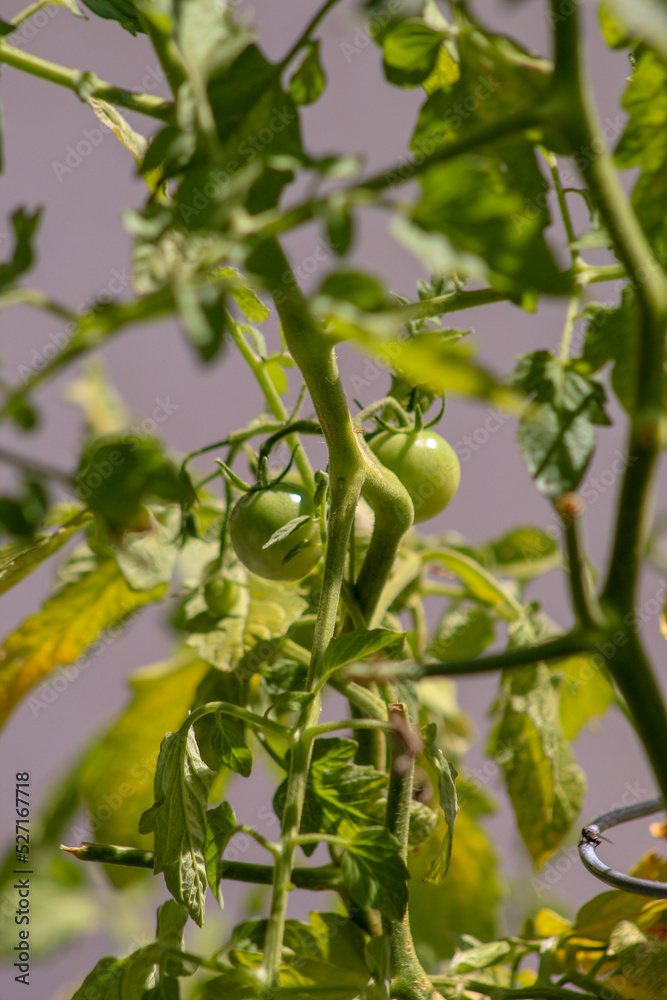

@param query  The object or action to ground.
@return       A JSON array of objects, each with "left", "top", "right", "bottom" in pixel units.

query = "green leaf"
[
  {"left": 114, "top": 510, "right": 179, "bottom": 590},
  {"left": 413, "top": 146, "right": 572, "bottom": 295},
  {"left": 421, "top": 724, "right": 459, "bottom": 884},
  {"left": 204, "top": 801, "right": 236, "bottom": 907},
  {"left": 155, "top": 899, "right": 191, "bottom": 978},
  {"left": 328, "top": 308, "right": 521, "bottom": 410},
  {"left": 508, "top": 350, "right": 611, "bottom": 498},
  {"left": 323, "top": 628, "right": 406, "bottom": 672},
  {"left": 218, "top": 267, "right": 270, "bottom": 322},
  {"left": 341, "top": 827, "right": 408, "bottom": 919},
  {"left": 263, "top": 514, "right": 313, "bottom": 549},
  {"left": 0, "top": 510, "right": 90, "bottom": 596},
  {"left": 607, "top": 921, "right": 667, "bottom": 999},
  {"left": 139, "top": 728, "right": 215, "bottom": 925},
  {"left": 408, "top": 809, "right": 500, "bottom": 962},
  {"left": 489, "top": 631, "right": 586, "bottom": 868},
  {"left": 186, "top": 575, "right": 307, "bottom": 672},
  {"left": 450, "top": 939, "right": 512, "bottom": 973},
  {"left": 211, "top": 714, "right": 252, "bottom": 776},
  {"left": 212, "top": 913, "right": 370, "bottom": 1000},
  {"left": 289, "top": 41, "right": 326, "bottom": 105},
  {"left": 76, "top": 436, "right": 195, "bottom": 534},
  {"left": 80, "top": 0, "right": 145, "bottom": 34},
  {"left": 382, "top": 20, "right": 445, "bottom": 87},
  {"left": 0, "top": 207, "right": 42, "bottom": 292},
  {"left": 412, "top": 23, "right": 551, "bottom": 143},
  {"left": 615, "top": 47, "right": 667, "bottom": 259},
  {"left": 70, "top": 949, "right": 157, "bottom": 999},
  {"left": 480, "top": 526, "right": 561, "bottom": 580},
  {"left": 427, "top": 548, "right": 521, "bottom": 620},
  {"left": 319, "top": 269, "right": 390, "bottom": 311},
  {"left": 86, "top": 97, "right": 148, "bottom": 168},
  {"left": 0, "top": 551, "right": 165, "bottom": 729},
  {"left": 425, "top": 606, "right": 496, "bottom": 661},
  {"left": 557, "top": 653, "right": 616, "bottom": 740},
  {"left": 79, "top": 654, "right": 209, "bottom": 885},
  {"left": 273, "top": 739, "right": 387, "bottom": 856},
  {"left": 599, "top": 2, "right": 635, "bottom": 48}
]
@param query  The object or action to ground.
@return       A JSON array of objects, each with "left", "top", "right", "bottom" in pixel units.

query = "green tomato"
[
  {"left": 229, "top": 482, "right": 321, "bottom": 581},
  {"left": 203, "top": 577, "right": 239, "bottom": 619},
  {"left": 370, "top": 429, "right": 460, "bottom": 523}
]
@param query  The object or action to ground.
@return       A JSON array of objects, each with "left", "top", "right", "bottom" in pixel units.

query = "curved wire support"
[{"left": 578, "top": 796, "right": 667, "bottom": 897}]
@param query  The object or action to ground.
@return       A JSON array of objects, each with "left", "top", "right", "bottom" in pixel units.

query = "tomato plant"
[{"left": 1, "top": 2, "right": 667, "bottom": 999}]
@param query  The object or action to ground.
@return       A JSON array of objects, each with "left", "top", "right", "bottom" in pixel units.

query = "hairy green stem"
[
  {"left": 244, "top": 237, "right": 413, "bottom": 985},
  {"left": 61, "top": 842, "right": 342, "bottom": 890},
  {"left": 384, "top": 704, "right": 442, "bottom": 1000},
  {"left": 418, "top": 632, "right": 588, "bottom": 677},
  {"left": 605, "top": 639, "right": 667, "bottom": 808},
  {"left": 225, "top": 312, "right": 315, "bottom": 494},
  {"left": 277, "top": 0, "right": 342, "bottom": 71},
  {"left": 548, "top": 0, "right": 667, "bottom": 808},
  {"left": 0, "top": 41, "right": 172, "bottom": 120},
  {"left": 555, "top": 500, "right": 599, "bottom": 629}
]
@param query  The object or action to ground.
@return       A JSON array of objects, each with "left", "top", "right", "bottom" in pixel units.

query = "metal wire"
[{"left": 578, "top": 796, "right": 667, "bottom": 897}]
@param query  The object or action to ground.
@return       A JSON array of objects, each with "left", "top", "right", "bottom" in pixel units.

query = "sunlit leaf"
[
  {"left": 289, "top": 41, "right": 326, "bottom": 105},
  {"left": 0, "top": 552, "right": 165, "bottom": 729},
  {"left": 508, "top": 350, "right": 611, "bottom": 498},
  {"left": 341, "top": 827, "right": 408, "bottom": 919},
  {"left": 139, "top": 727, "right": 215, "bottom": 925}
]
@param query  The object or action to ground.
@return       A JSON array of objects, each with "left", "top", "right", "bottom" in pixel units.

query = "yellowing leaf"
[
  {"left": 409, "top": 811, "right": 501, "bottom": 960},
  {"left": 534, "top": 908, "right": 571, "bottom": 937},
  {"left": 0, "top": 555, "right": 165, "bottom": 728},
  {"left": 0, "top": 510, "right": 91, "bottom": 597},
  {"left": 558, "top": 654, "right": 616, "bottom": 739},
  {"left": 187, "top": 573, "right": 307, "bottom": 671}
]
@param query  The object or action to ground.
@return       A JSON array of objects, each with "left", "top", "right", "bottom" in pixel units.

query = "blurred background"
[{"left": 1, "top": 0, "right": 666, "bottom": 996}]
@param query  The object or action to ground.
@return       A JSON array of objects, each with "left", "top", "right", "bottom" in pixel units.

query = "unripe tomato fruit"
[
  {"left": 229, "top": 482, "right": 320, "bottom": 581},
  {"left": 370, "top": 429, "right": 460, "bottom": 523},
  {"left": 203, "top": 577, "right": 239, "bottom": 618}
]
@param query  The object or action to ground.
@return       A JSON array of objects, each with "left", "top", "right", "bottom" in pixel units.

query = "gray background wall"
[{"left": 0, "top": 1, "right": 666, "bottom": 997}]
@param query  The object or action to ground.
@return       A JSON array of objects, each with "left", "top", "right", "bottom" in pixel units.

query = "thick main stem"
[
  {"left": 384, "top": 705, "right": 442, "bottom": 1000},
  {"left": 247, "top": 238, "right": 413, "bottom": 985},
  {"left": 549, "top": 1, "right": 667, "bottom": 806}
]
